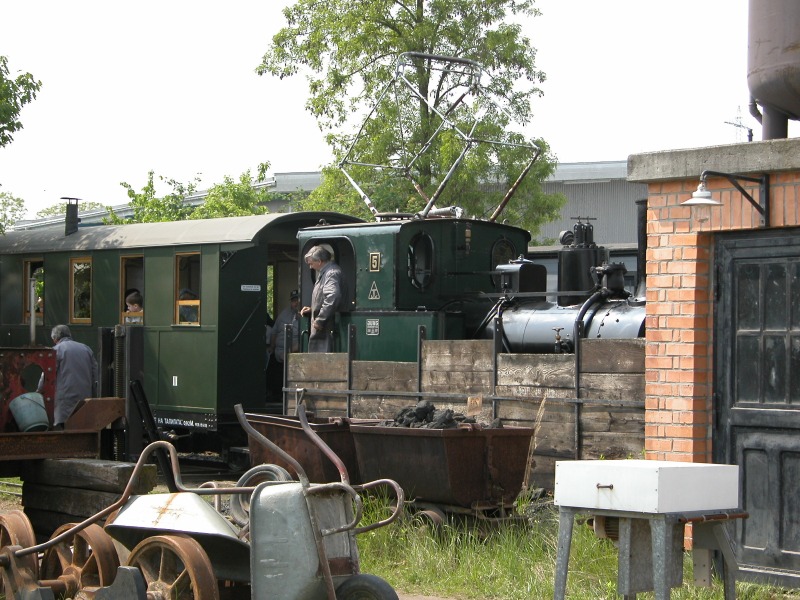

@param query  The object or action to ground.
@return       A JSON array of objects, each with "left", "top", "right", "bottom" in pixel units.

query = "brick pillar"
[{"left": 644, "top": 182, "right": 714, "bottom": 461}]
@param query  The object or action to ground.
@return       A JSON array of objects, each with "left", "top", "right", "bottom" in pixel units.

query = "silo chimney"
[{"left": 748, "top": 0, "right": 800, "bottom": 139}]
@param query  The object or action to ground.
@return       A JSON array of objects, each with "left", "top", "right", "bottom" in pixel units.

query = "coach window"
[
  {"left": 121, "top": 255, "right": 144, "bottom": 325},
  {"left": 70, "top": 257, "right": 92, "bottom": 323},
  {"left": 175, "top": 253, "right": 201, "bottom": 325},
  {"left": 23, "top": 260, "right": 44, "bottom": 325}
]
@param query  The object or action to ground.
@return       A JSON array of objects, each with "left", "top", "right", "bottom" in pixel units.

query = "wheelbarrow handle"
[
  {"left": 306, "top": 481, "right": 364, "bottom": 536},
  {"left": 351, "top": 478, "right": 406, "bottom": 535}
]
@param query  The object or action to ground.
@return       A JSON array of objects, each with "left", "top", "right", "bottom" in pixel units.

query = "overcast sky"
[{"left": 2, "top": 1, "right": 793, "bottom": 218}]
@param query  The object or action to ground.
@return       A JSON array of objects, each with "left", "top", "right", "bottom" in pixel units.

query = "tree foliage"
[
  {"left": 0, "top": 56, "right": 42, "bottom": 149},
  {"left": 0, "top": 191, "right": 27, "bottom": 234},
  {"left": 106, "top": 171, "right": 198, "bottom": 224},
  {"left": 36, "top": 200, "right": 106, "bottom": 219},
  {"left": 190, "top": 171, "right": 270, "bottom": 219},
  {"left": 258, "top": 0, "right": 566, "bottom": 236},
  {"left": 106, "top": 164, "right": 276, "bottom": 224}
]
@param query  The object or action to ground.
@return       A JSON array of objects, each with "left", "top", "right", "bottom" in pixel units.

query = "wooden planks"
[
  {"left": 21, "top": 458, "right": 157, "bottom": 540},
  {"left": 286, "top": 338, "right": 646, "bottom": 491}
]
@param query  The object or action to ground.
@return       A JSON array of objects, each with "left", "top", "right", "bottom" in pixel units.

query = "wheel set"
[{"left": 0, "top": 511, "right": 220, "bottom": 600}]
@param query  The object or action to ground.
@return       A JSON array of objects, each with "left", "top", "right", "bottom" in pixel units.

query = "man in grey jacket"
[
  {"left": 50, "top": 324, "right": 98, "bottom": 429},
  {"left": 300, "top": 245, "right": 343, "bottom": 352}
]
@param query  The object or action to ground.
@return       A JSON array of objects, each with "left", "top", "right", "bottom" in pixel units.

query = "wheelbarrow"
[{"left": 0, "top": 402, "right": 404, "bottom": 600}]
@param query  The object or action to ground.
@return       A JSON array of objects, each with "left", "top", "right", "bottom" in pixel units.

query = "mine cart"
[
  {"left": 245, "top": 406, "right": 534, "bottom": 524},
  {"left": 0, "top": 404, "right": 404, "bottom": 600},
  {"left": 350, "top": 423, "right": 533, "bottom": 523}
]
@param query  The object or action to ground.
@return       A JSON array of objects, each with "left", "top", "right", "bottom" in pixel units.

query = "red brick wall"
[{"left": 644, "top": 172, "right": 800, "bottom": 461}]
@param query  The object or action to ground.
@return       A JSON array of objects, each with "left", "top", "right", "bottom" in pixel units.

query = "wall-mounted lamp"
[{"left": 681, "top": 170, "right": 770, "bottom": 228}]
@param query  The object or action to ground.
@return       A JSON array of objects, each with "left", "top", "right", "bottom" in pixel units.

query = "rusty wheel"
[
  {"left": 0, "top": 510, "right": 39, "bottom": 591},
  {"left": 126, "top": 534, "right": 220, "bottom": 600},
  {"left": 40, "top": 522, "right": 120, "bottom": 597},
  {"left": 417, "top": 507, "right": 445, "bottom": 527}
]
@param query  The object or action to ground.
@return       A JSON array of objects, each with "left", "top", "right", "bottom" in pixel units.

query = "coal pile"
[{"left": 380, "top": 400, "right": 504, "bottom": 429}]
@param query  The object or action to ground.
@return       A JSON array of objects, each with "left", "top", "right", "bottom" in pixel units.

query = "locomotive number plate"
[{"left": 369, "top": 252, "right": 381, "bottom": 271}]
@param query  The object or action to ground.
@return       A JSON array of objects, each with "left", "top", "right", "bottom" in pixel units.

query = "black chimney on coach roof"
[{"left": 62, "top": 197, "right": 81, "bottom": 236}]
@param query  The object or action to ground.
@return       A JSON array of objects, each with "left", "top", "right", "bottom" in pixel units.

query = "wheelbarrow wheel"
[
  {"left": 230, "top": 464, "right": 293, "bottom": 527},
  {"left": 335, "top": 573, "right": 398, "bottom": 600}
]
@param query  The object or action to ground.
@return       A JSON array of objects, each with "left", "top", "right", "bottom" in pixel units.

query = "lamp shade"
[{"left": 682, "top": 182, "right": 722, "bottom": 206}]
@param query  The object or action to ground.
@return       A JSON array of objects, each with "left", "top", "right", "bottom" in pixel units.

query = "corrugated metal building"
[
  {"left": 538, "top": 161, "right": 646, "bottom": 245},
  {"left": 13, "top": 162, "right": 645, "bottom": 245},
  {"left": 271, "top": 163, "right": 645, "bottom": 245}
]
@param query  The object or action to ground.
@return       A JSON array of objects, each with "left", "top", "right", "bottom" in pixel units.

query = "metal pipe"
[
  {"left": 761, "top": 104, "right": 789, "bottom": 140},
  {"left": 488, "top": 152, "right": 541, "bottom": 222},
  {"left": 634, "top": 198, "right": 648, "bottom": 299},
  {"left": 28, "top": 278, "right": 36, "bottom": 346},
  {"left": 573, "top": 290, "right": 606, "bottom": 398},
  {"left": 287, "top": 385, "right": 644, "bottom": 408},
  {"left": 296, "top": 394, "right": 351, "bottom": 485}
]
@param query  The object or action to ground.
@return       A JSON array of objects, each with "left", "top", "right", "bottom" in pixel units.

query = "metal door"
[{"left": 715, "top": 228, "right": 800, "bottom": 587}]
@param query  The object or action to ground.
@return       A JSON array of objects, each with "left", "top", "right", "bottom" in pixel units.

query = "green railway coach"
[{"left": 0, "top": 212, "right": 362, "bottom": 446}]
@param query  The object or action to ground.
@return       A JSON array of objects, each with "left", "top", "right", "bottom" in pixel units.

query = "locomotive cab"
[{"left": 297, "top": 217, "right": 531, "bottom": 361}]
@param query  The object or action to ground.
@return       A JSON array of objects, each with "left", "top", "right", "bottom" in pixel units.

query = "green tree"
[
  {"left": 257, "top": 0, "right": 565, "bottom": 235},
  {"left": 107, "top": 163, "right": 277, "bottom": 224},
  {"left": 0, "top": 190, "right": 27, "bottom": 234},
  {"left": 0, "top": 55, "right": 42, "bottom": 149},
  {"left": 106, "top": 171, "right": 199, "bottom": 224},
  {"left": 191, "top": 169, "right": 270, "bottom": 220},
  {"left": 36, "top": 200, "right": 106, "bottom": 219}
]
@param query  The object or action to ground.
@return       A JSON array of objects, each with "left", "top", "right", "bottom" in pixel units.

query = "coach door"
[{"left": 714, "top": 228, "right": 800, "bottom": 587}]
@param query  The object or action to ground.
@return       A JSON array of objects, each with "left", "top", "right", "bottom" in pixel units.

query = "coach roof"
[{"left": 0, "top": 212, "right": 363, "bottom": 254}]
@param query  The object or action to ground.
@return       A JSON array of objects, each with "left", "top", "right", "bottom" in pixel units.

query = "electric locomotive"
[{"left": 291, "top": 52, "right": 646, "bottom": 361}]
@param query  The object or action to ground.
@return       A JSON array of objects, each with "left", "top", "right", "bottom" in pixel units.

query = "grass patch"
[{"left": 357, "top": 493, "right": 798, "bottom": 599}]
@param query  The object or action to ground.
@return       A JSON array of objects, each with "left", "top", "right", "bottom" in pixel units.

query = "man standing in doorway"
[
  {"left": 272, "top": 289, "right": 301, "bottom": 362},
  {"left": 50, "top": 324, "right": 98, "bottom": 429},
  {"left": 301, "top": 245, "right": 343, "bottom": 352},
  {"left": 266, "top": 289, "right": 301, "bottom": 403}
]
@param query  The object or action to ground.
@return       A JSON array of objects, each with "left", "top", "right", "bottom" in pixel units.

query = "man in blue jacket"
[{"left": 50, "top": 324, "right": 98, "bottom": 429}]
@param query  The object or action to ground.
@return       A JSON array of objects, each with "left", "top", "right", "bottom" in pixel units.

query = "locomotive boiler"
[{"left": 483, "top": 216, "right": 646, "bottom": 354}]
